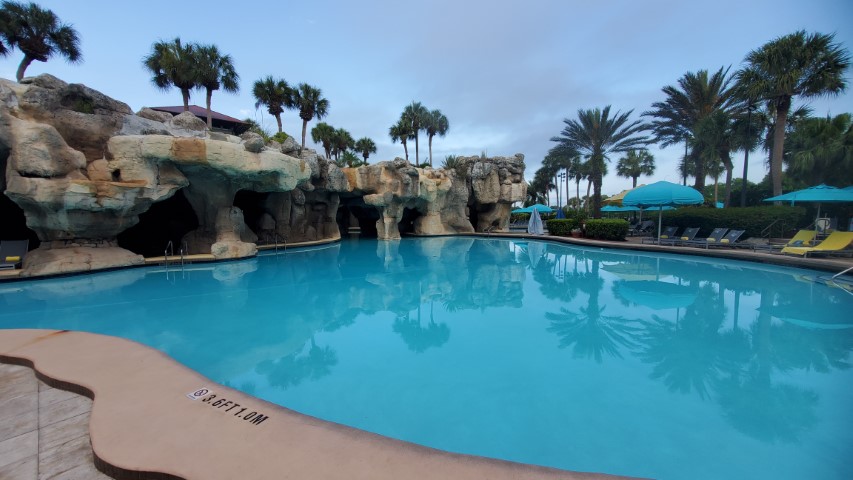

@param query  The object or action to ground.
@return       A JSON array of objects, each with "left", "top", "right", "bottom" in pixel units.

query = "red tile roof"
[{"left": 149, "top": 105, "right": 246, "bottom": 124}]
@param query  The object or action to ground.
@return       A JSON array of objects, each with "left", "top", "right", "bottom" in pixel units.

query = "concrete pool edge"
[{"left": 0, "top": 329, "right": 639, "bottom": 480}]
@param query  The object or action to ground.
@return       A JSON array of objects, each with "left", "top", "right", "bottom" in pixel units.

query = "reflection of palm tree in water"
[
  {"left": 393, "top": 303, "right": 451, "bottom": 353},
  {"left": 256, "top": 336, "right": 338, "bottom": 389},
  {"left": 637, "top": 284, "right": 732, "bottom": 399},
  {"left": 546, "top": 258, "right": 641, "bottom": 363}
]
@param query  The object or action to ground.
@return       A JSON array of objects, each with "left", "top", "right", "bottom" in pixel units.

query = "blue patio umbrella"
[
  {"left": 555, "top": 208, "right": 566, "bottom": 219},
  {"left": 512, "top": 204, "right": 554, "bottom": 214},
  {"left": 601, "top": 205, "right": 641, "bottom": 212},
  {"left": 763, "top": 184, "right": 853, "bottom": 230},
  {"left": 623, "top": 181, "right": 704, "bottom": 244}
]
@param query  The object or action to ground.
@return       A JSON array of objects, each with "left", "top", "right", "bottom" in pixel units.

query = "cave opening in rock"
[
  {"left": 337, "top": 197, "right": 379, "bottom": 238},
  {"left": 0, "top": 152, "right": 39, "bottom": 249},
  {"left": 233, "top": 189, "right": 269, "bottom": 243},
  {"left": 398, "top": 207, "right": 422, "bottom": 235},
  {"left": 117, "top": 189, "right": 198, "bottom": 257}
]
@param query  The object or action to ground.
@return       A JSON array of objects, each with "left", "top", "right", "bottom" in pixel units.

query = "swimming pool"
[{"left": 1, "top": 237, "right": 851, "bottom": 479}]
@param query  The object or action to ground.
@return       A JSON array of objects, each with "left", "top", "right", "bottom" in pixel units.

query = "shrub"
[
  {"left": 511, "top": 213, "right": 530, "bottom": 223},
  {"left": 660, "top": 206, "right": 806, "bottom": 239},
  {"left": 270, "top": 132, "right": 290, "bottom": 143},
  {"left": 545, "top": 219, "right": 576, "bottom": 236},
  {"left": 585, "top": 219, "right": 628, "bottom": 240}
]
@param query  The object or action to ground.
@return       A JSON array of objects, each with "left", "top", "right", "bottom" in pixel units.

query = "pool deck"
[{"left": 0, "top": 330, "right": 639, "bottom": 480}]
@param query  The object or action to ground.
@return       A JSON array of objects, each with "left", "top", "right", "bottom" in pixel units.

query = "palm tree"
[
  {"left": 0, "top": 1, "right": 81, "bottom": 82},
  {"left": 332, "top": 128, "right": 354, "bottom": 161},
  {"left": 423, "top": 109, "right": 449, "bottom": 167},
  {"left": 737, "top": 31, "right": 850, "bottom": 196},
  {"left": 551, "top": 106, "right": 649, "bottom": 217},
  {"left": 616, "top": 150, "right": 656, "bottom": 188},
  {"left": 354, "top": 137, "right": 377, "bottom": 164},
  {"left": 291, "top": 83, "right": 329, "bottom": 150},
  {"left": 692, "top": 111, "right": 737, "bottom": 206},
  {"left": 193, "top": 44, "right": 239, "bottom": 129},
  {"left": 644, "top": 67, "right": 738, "bottom": 191},
  {"left": 143, "top": 38, "right": 197, "bottom": 111},
  {"left": 389, "top": 119, "right": 412, "bottom": 161},
  {"left": 251, "top": 76, "right": 291, "bottom": 133},
  {"left": 785, "top": 113, "right": 853, "bottom": 186},
  {"left": 311, "top": 122, "right": 335, "bottom": 159},
  {"left": 401, "top": 101, "right": 428, "bottom": 164}
]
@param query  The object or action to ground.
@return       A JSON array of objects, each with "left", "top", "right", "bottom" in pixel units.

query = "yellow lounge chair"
[
  {"left": 784, "top": 229, "right": 817, "bottom": 248},
  {"left": 782, "top": 231, "right": 853, "bottom": 257}
]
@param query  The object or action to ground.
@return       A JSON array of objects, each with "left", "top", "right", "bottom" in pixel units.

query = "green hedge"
[
  {"left": 545, "top": 219, "right": 576, "bottom": 236},
  {"left": 660, "top": 206, "right": 806, "bottom": 239},
  {"left": 585, "top": 219, "right": 628, "bottom": 240},
  {"left": 511, "top": 213, "right": 531, "bottom": 223}
]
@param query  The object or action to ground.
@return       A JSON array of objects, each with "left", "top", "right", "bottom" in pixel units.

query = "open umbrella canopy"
[
  {"left": 763, "top": 184, "right": 853, "bottom": 204},
  {"left": 603, "top": 184, "right": 645, "bottom": 206},
  {"left": 601, "top": 205, "right": 641, "bottom": 212},
  {"left": 623, "top": 181, "right": 705, "bottom": 207},
  {"left": 623, "top": 181, "right": 704, "bottom": 244},
  {"left": 614, "top": 280, "right": 697, "bottom": 310},
  {"left": 512, "top": 203, "right": 554, "bottom": 214},
  {"left": 555, "top": 208, "right": 566, "bottom": 219}
]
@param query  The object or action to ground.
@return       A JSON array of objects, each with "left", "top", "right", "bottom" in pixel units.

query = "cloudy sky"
[{"left": 2, "top": 0, "right": 852, "bottom": 195}]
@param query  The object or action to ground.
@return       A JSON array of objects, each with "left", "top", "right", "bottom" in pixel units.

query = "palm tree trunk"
[
  {"left": 722, "top": 152, "right": 734, "bottom": 207},
  {"left": 586, "top": 180, "right": 592, "bottom": 213},
  {"left": 205, "top": 89, "right": 213, "bottom": 128},
  {"left": 693, "top": 148, "right": 706, "bottom": 191},
  {"left": 593, "top": 172, "right": 603, "bottom": 218},
  {"left": 576, "top": 179, "right": 581, "bottom": 211},
  {"left": 301, "top": 120, "right": 308, "bottom": 150},
  {"left": 771, "top": 99, "right": 790, "bottom": 197},
  {"left": 402, "top": 141, "right": 409, "bottom": 161},
  {"left": 274, "top": 114, "right": 283, "bottom": 133},
  {"left": 564, "top": 171, "right": 570, "bottom": 210},
  {"left": 16, "top": 56, "right": 34, "bottom": 82},
  {"left": 428, "top": 135, "right": 434, "bottom": 167},
  {"left": 632, "top": 176, "right": 638, "bottom": 188},
  {"left": 181, "top": 89, "right": 190, "bottom": 111},
  {"left": 414, "top": 134, "right": 420, "bottom": 165},
  {"left": 553, "top": 174, "right": 560, "bottom": 207}
]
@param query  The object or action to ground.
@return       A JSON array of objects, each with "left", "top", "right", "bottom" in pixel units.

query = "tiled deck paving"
[
  {"left": 0, "top": 330, "right": 635, "bottom": 480},
  {"left": 0, "top": 363, "right": 110, "bottom": 480}
]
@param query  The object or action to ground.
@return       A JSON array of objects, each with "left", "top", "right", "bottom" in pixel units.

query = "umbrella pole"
[{"left": 657, "top": 208, "right": 663, "bottom": 245}]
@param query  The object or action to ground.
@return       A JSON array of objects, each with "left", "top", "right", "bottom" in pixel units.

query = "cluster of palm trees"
[
  {"left": 0, "top": 1, "right": 81, "bottom": 82},
  {"left": 309, "top": 122, "right": 376, "bottom": 167},
  {"left": 142, "top": 38, "right": 239, "bottom": 129},
  {"left": 250, "top": 76, "right": 330, "bottom": 151},
  {"left": 532, "top": 30, "right": 850, "bottom": 218},
  {"left": 388, "top": 101, "right": 449, "bottom": 167}
]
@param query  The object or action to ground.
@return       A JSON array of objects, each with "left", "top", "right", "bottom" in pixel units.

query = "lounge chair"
[
  {"left": 754, "top": 230, "right": 817, "bottom": 252},
  {"left": 0, "top": 240, "right": 29, "bottom": 270},
  {"left": 659, "top": 227, "right": 700, "bottom": 246},
  {"left": 781, "top": 231, "right": 853, "bottom": 257},
  {"left": 706, "top": 230, "right": 750, "bottom": 249},
  {"left": 682, "top": 228, "right": 728, "bottom": 248},
  {"left": 642, "top": 226, "right": 679, "bottom": 244},
  {"left": 630, "top": 220, "right": 655, "bottom": 236}
]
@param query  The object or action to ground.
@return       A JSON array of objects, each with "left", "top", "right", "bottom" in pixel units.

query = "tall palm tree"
[
  {"left": 0, "top": 1, "right": 81, "bottom": 82},
  {"left": 616, "top": 150, "right": 656, "bottom": 188},
  {"left": 354, "top": 137, "right": 377, "bottom": 164},
  {"left": 401, "top": 101, "right": 428, "bottom": 164},
  {"left": 311, "top": 122, "right": 335, "bottom": 159},
  {"left": 143, "top": 38, "right": 197, "bottom": 111},
  {"left": 193, "top": 44, "right": 239, "bottom": 128},
  {"left": 389, "top": 119, "right": 412, "bottom": 161},
  {"left": 551, "top": 106, "right": 649, "bottom": 217},
  {"left": 423, "top": 109, "right": 449, "bottom": 167},
  {"left": 737, "top": 31, "right": 850, "bottom": 196},
  {"left": 332, "top": 128, "right": 354, "bottom": 161},
  {"left": 692, "top": 111, "right": 736, "bottom": 206},
  {"left": 644, "top": 67, "right": 738, "bottom": 191},
  {"left": 291, "top": 83, "right": 329, "bottom": 150},
  {"left": 251, "top": 76, "right": 291, "bottom": 133}
]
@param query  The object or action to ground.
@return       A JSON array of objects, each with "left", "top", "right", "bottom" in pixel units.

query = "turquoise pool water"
[{"left": 1, "top": 237, "right": 852, "bottom": 479}]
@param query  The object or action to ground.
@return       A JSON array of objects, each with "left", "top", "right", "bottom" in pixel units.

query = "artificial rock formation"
[{"left": 1, "top": 74, "right": 526, "bottom": 276}]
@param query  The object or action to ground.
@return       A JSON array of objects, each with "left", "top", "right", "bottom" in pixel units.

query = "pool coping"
[{"left": 0, "top": 329, "right": 638, "bottom": 480}]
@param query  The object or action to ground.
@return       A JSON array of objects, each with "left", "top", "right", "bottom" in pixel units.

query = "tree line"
[{"left": 533, "top": 30, "right": 850, "bottom": 218}]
